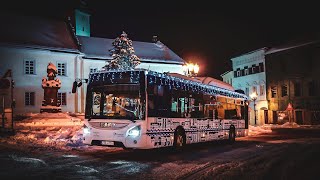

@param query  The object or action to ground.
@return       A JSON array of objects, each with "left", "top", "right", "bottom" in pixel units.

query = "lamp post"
[
  {"left": 250, "top": 92, "right": 258, "bottom": 125},
  {"left": 183, "top": 63, "right": 200, "bottom": 77}
]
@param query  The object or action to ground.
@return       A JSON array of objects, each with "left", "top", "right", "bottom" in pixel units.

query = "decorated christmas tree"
[{"left": 104, "top": 31, "right": 141, "bottom": 70}]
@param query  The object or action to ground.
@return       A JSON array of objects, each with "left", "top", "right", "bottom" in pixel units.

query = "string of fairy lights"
[{"left": 89, "top": 70, "right": 248, "bottom": 100}]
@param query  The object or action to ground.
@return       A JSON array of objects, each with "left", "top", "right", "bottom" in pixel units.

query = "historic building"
[
  {"left": 0, "top": 10, "right": 185, "bottom": 115},
  {"left": 222, "top": 40, "right": 320, "bottom": 125},
  {"left": 265, "top": 41, "right": 320, "bottom": 125},
  {"left": 220, "top": 71, "right": 233, "bottom": 86},
  {"left": 221, "top": 48, "right": 268, "bottom": 126},
  {"left": 230, "top": 48, "right": 268, "bottom": 126}
]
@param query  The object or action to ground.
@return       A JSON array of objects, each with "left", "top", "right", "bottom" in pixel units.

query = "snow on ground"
[
  {"left": 248, "top": 125, "right": 272, "bottom": 136},
  {"left": 2, "top": 112, "right": 318, "bottom": 152},
  {"left": 151, "top": 161, "right": 210, "bottom": 179},
  {"left": 280, "top": 122, "right": 300, "bottom": 128},
  {"left": 0, "top": 113, "right": 121, "bottom": 152}
]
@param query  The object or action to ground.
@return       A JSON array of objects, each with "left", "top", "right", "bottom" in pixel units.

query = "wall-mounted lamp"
[{"left": 72, "top": 78, "right": 88, "bottom": 93}]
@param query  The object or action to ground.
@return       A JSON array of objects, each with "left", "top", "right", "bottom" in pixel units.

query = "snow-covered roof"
[
  {"left": 266, "top": 41, "right": 319, "bottom": 55},
  {"left": 78, "top": 36, "right": 185, "bottom": 64},
  {"left": 0, "top": 13, "right": 79, "bottom": 52},
  {"left": 193, "top": 77, "right": 235, "bottom": 91}
]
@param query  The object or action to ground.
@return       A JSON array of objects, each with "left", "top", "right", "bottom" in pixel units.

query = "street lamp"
[
  {"left": 183, "top": 63, "right": 200, "bottom": 77},
  {"left": 250, "top": 92, "right": 258, "bottom": 125}
]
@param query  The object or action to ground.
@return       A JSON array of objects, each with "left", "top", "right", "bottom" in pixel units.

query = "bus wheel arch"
[
  {"left": 229, "top": 125, "right": 236, "bottom": 143},
  {"left": 173, "top": 126, "right": 186, "bottom": 148}
]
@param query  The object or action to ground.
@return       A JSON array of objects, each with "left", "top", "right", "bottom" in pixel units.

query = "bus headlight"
[
  {"left": 83, "top": 124, "right": 90, "bottom": 135},
  {"left": 127, "top": 125, "right": 141, "bottom": 137}
]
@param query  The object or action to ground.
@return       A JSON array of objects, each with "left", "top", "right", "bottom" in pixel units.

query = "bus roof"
[
  {"left": 168, "top": 73, "right": 235, "bottom": 91},
  {"left": 89, "top": 69, "right": 247, "bottom": 100}
]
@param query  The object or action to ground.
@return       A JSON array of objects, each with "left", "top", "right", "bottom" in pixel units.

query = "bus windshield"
[{"left": 90, "top": 84, "right": 145, "bottom": 120}]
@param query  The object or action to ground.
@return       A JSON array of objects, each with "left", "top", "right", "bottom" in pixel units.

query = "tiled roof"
[
  {"left": 0, "top": 13, "right": 79, "bottom": 52},
  {"left": 78, "top": 36, "right": 185, "bottom": 64}
]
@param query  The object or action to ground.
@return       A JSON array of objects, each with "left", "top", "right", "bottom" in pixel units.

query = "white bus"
[{"left": 83, "top": 69, "right": 248, "bottom": 149}]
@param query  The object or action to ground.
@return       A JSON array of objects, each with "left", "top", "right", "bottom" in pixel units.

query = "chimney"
[{"left": 152, "top": 35, "right": 158, "bottom": 43}]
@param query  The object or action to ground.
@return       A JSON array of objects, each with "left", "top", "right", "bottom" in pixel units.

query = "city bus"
[{"left": 83, "top": 69, "right": 248, "bottom": 149}]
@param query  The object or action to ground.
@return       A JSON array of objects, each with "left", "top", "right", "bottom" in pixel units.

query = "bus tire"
[
  {"left": 173, "top": 127, "right": 186, "bottom": 150},
  {"left": 229, "top": 125, "right": 236, "bottom": 144}
]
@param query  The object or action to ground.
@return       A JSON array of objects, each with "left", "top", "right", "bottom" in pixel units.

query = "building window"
[
  {"left": 260, "top": 85, "right": 265, "bottom": 96},
  {"left": 58, "top": 92, "right": 67, "bottom": 105},
  {"left": 259, "top": 62, "right": 264, "bottom": 72},
  {"left": 244, "top": 66, "right": 249, "bottom": 75},
  {"left": 24, "top": 60, "right": 35, "bottom": 74},
  {"left": 57, "top": 63, "right": 66, "bottom": 76},
  {"left": 294, "top": 82, "right": 301, "bottom": 97},
  {"left": 251, "top": 64, "right": 257, "bottom": 74},
  {"left": 25, "top": 92, "right": 35, "bottom": 106},
  {"left": 308, "top": 81, "right": 316, "bottom": 96},
  {"left": 281, "top": 84, "right": 288, "bottom": 97},
  {"left": 90, "top": 68, "right": 98, "bottom": 74},
  {"left": 271, "top": 86, "right": 277, "bottom": 98},
  {"left": 236, "top": 68, "right": 241, "bottom": 77},
  {"left": 245, "top": 87, "right": 249, "bottom": 96},
  {"left": 252, "top": 86, "right": 257, "bottom": 95},
  {"left": 229, "top": 78, "right": 232, "bottom": 85}
]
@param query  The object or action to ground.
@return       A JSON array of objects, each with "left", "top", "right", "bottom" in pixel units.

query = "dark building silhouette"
[{"left": 265, "top": 41, "right": 320, "bottom": 125}]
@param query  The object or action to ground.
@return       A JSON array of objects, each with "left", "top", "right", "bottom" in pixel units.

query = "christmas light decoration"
[
  {"left": 103, "top": 31, "right": 141, "bottom": 70},
  {"left": 89, "top": 70, "right": 248, "bottom": 99}
]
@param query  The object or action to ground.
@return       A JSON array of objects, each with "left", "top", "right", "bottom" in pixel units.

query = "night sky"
[{"left": 3, "top": 0, "right": 320, "bottom": 79}]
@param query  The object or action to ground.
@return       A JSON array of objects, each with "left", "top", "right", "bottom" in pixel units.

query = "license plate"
[{"left": 101, "top": 141, "right": 114, "bottom": 146}]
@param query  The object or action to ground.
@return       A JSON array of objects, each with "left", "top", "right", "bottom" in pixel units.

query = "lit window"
[
  {"left": 57, "top": 63, "right": 66, "bottom": 76},
  {"left": 58, "top": 92, "right": 67, "bottom": 105},
  {"left": 25, "top": 92, "right": 35, "bottom": 106},
  {"left": 24, "top": 60, "right": 35, "bottom": 74}
]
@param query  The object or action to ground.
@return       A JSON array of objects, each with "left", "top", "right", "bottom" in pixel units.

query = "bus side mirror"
[{"left": 72, "top": 81, "right": 77, "bottom": 93}]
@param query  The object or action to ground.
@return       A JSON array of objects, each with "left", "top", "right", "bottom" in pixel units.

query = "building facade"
[
  {"left": 220, "top": 71, "right": 233, "bottom": 86},
  {"left": 0, "top": 12, "right": 185, "bottom": 116},
  {"left": 230, "top": 48, "right": 268, "bottom": 126},
  {"left": 265, "top": 41, "right": 320, "bottom": 125}
]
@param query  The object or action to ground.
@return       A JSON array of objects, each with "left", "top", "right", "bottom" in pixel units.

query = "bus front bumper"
[{"left": 83, "top": 128, "right": 148, "bottom": 149}]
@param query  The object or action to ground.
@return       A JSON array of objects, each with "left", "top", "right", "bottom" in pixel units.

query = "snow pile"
[
  {"left": 15, "top": 113, "right": 83, "bottom": 127},
  {"left": 5, "top": 126, "right": 85, "bottom": 150},
  {"left": 248, "top": 125, "right": 272, "bottom": 136},
  {"left": 0, "top": 112, "right": 87, "bottom": 150},
  {"left": 281, "top": 122, "right": 300, "bottom": 128}
]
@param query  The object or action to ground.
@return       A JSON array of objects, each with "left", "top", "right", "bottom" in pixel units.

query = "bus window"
[
  {"left": 148, "top": 85, "right": 170, "bottom": 117},
  {"left": 204, "top": 104, "right": 218, "bottom": 119},
  {"left": 92, "top": 92, "right": 101, "bottom": 116},
  {"left": 88, "top": 84, "right": 145, "bottom": 120},
  {"left": 190, "top": 96, "right": 204, "bottom": 118}
]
